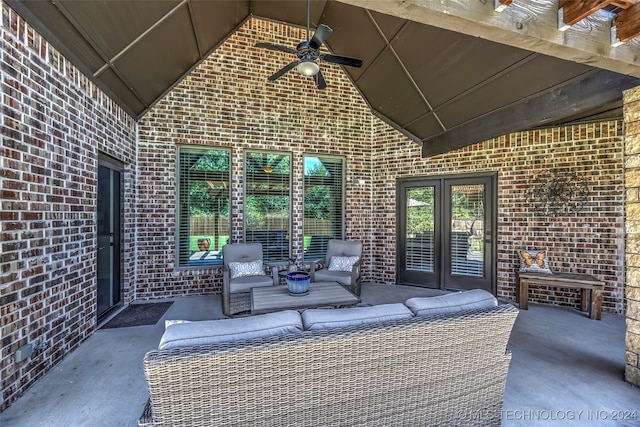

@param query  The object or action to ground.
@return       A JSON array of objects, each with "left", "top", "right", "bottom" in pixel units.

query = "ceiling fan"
[{"left": 255, "top": 0, "right": 363, "bottom": 90}]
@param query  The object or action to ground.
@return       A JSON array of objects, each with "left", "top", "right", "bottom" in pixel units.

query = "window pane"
[
  {"left": 406, "top": 187, "right": 435, "bottom": 272},
  {"left": 245, "top": 152, "right": 290, "bottom": 262},
  {"left": 450, "top": 184, "right": 484, "bottom": 277},
  {"left": 177, "top": 147, "right": 230, "bottom": 267},
  {"left": 303, "top": 156, "right": 343, "bottom": 261}
]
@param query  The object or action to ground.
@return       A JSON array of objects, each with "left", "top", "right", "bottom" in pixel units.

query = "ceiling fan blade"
[
  {"left": 320, "top": 53, "right": 363, "bottom": 68},
  {"left": 268, "top": 61, "right": 298, "bottom": 81},
  {"left": 256, "top": 42, "right": 298, "bottom": 55},
  {"left": 309, "top": 24, "right": 332, "bottom": 49},
  {"left": 314, "top": 70, "right": 327, "bottom": 90}
]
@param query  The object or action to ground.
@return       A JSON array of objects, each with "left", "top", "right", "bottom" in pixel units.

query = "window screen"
[
  {"left": 245, "top": 151, "right": 291, "bottom": 262},
  {"left": 177, "top": 147, "right": 230, "bottom": 267},
  {"left": 303, "top": 156, "right": 344, "bottom": 261}
]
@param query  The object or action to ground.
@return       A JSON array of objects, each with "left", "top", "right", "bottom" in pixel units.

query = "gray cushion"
[
  {"left": 313, "top": 269, "right": 352, "bottom": 286},
  {"left": 302, "top": 303, "right": 414, "bottom": 330},
  {"left": 404, "top": 289, "right": 498, "bottom": 317},
  {"left": 222, "top": 243, "right": 263, "bottom": 265},
  {"left": 159, "top": 310, "right": 303, "bottom": 349},
  {"left": 229, "top": 274, "right": 274, "bottom": 293}
]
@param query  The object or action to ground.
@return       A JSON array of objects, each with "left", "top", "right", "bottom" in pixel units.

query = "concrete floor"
[{"left": 1, "top": 283, "right": 638, "bottom": 427}]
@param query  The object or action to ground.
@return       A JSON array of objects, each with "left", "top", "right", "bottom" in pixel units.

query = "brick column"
[{"left": 625, "top": 85, "right": 640, "bottom": 386}]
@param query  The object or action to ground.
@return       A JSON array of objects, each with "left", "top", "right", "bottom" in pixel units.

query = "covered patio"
[
  {"left": 1, "top": 283, "right": 636, "bottom": 426},
  {"left": 2, "top": 0, "right": 640, "bottom": 422}
]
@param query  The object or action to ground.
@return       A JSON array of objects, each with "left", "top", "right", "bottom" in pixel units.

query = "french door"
[
  {"left": 97, "top": 156, "right": 122, "bottom": 319},
  {"left": 397, "top": 173, "right": 496, "bottom": 293}
]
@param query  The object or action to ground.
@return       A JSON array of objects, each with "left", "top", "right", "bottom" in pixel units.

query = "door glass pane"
[
  {"left": 450, "top": 184, "right": 484, "bottom": 277},
  {"left": 406, "top": 187, "right": 435, "bottom": 272}
]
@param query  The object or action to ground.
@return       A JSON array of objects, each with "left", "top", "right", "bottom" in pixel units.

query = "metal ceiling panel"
[
  {"left": 322, "top": 2, "right": 386, "bottom": 82},
  {"left": 6, "top": 0, "right": 105, "bottom": 74},
  {"left": 369, "top": 11, "right": 405, "bottom": 41},
  {"left": 393, "top": 22, "right": 534, "bottom": 109},
  {"left": 113, "top": 4, "right": 201, "bottom": 105},
  {"left": 436, "top": 56, "right": 593, "bottom": 128},
  {"left": 357, "top": 49, "right": 429, "bottom": 126},
  {"left": 57, "top": 0, "right": 180, "bottom": 59},
  {"left": 404, "top": 114, "right": 443, "bottom": 140},
  {"left": 190, "top": 0, "right": 250, "bottom": 56},
  {"left": 96, "top": 68, "right": 148, "bottom": 114}
]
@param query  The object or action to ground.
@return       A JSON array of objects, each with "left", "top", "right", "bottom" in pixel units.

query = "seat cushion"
[
  {"left": 159, "top": 310, "right": 303, "bottom": 349},
  {"left": 404, "top": 289, "right": 498, "bottom": 317},
  {"left": 313, "top": 269, "right": 352, "bottom": 286},
  {"left": 302, "top": 303, "right": 414, "bottom": 330},
  {"left": 229, "top": 275, "right": 273, "bottom": 293}
]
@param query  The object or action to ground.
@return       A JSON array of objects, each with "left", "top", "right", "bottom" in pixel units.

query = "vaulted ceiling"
[{"left": 7, "top": 0, "right": 640, "bottom": 157}]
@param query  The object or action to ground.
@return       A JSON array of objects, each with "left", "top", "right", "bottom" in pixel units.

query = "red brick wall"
[{"left": 0, "top": 5, "right": 137, "bottom": 410}]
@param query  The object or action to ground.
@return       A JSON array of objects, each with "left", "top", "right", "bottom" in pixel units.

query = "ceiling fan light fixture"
[{"left": 297, "top": 58, "right": 320, "bottom": 76}]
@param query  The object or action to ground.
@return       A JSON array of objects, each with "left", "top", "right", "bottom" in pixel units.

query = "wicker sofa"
[{"left": 139, "top": 291, "right": 518, "bottom": 427}]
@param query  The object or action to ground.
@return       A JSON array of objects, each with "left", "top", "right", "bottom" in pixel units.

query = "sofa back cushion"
[
  {"left": 159, "top": 310, "right": 302, "bottom": 349},
  {"left": 302, "top": 303, "right": 414, "bottom": 330},
  {"left": 405, "top": 289, "right": 498, "bottom": 317}
]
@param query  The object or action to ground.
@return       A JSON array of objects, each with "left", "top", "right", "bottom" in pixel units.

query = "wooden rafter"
[
  {"left": 614, "top": 3, "right": 640, "bottom": 42},
  {"left": 559, "top": 0, "right": 635, "bottom": 27}
]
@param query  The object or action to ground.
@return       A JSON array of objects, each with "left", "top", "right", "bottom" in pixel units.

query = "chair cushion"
[
  {"left": 159, "top": 310, "right": 303, "bottom": 349},
  {"left": 228, "top": 260, "right": 264, "bottom": 279},
  {"left": 313, "top": 269, "right": 352, "bottom": 286},
  {"left": 302, "top": 303, "right": 413, "bottom": 330},
  {"left": 229, "top": 274, "right": 273, "bottom": 293},
  {"left": 404, "top": 289, "right": 498, "bottom": 317},
  {"left": 328, "top": 255, "right": 359, "bottom": 272}
]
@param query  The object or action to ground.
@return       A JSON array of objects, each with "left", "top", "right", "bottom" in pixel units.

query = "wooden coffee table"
[{"left": 251, "top": 282, "right": 360, "bottom": 314}]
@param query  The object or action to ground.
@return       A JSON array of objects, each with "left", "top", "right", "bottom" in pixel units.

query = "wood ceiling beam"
[
  {"left": 339, "top": 0, "right": 640, "bottom": 78},
  {"left": 559, "top": 0, "right": 619, "bottom": 27},
  {"left": 614, "top": 3, "right": 640, "bottom": 42},
  {"left": 420, "top": 71, "right": 640, "bottom": 158}
]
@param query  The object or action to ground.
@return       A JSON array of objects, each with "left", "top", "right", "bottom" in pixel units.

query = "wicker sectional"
[{"left": 139, "top": 301, "right": 518, "bottom": 427}]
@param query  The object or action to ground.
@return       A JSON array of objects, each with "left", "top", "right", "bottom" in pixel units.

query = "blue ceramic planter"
[{"left": 286, "top": 271, "right": 310, "bottom": 296}]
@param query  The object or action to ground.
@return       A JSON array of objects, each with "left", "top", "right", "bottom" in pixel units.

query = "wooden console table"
[{"left": 515, "top": 272, "right": 603, "bottom": 320}]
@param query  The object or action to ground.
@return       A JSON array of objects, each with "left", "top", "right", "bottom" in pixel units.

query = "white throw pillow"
[
  {"left": 228, "top": 260, "right": 264, "bottom": 279},
  {"left": 328, "top": 255, "right": 359, "bottom": 272}
]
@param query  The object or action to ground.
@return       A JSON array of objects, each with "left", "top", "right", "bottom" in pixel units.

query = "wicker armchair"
[
  {"left": 310, "top": 239, "right": 363, "bottom": 296},
  {"left": 222, "top": 243, "right": 277, "bottom": 316}
]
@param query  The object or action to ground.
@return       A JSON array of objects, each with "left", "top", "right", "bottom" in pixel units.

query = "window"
[
  {"left": 177, "top": 147, "right": 230, "bottom": 267},
  {"left": 244, "top": 151, "right": 291, "bottom": 262},
  {"left": 303, "top": 156, "right": 344, "bottom": 260}
]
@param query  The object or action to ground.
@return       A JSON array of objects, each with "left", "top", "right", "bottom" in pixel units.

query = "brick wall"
[
  {"left": 373, "top": 121, "right": 625, "bottom": 313},
  {"left": 0, "top": 4, "right": 137, "bottom": 410},
  {"left": 136, "top": 19, "right": 374, "bottom": 299},
  {"left": 624, "top": 85, "right": 640, "bottom": 386}
]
